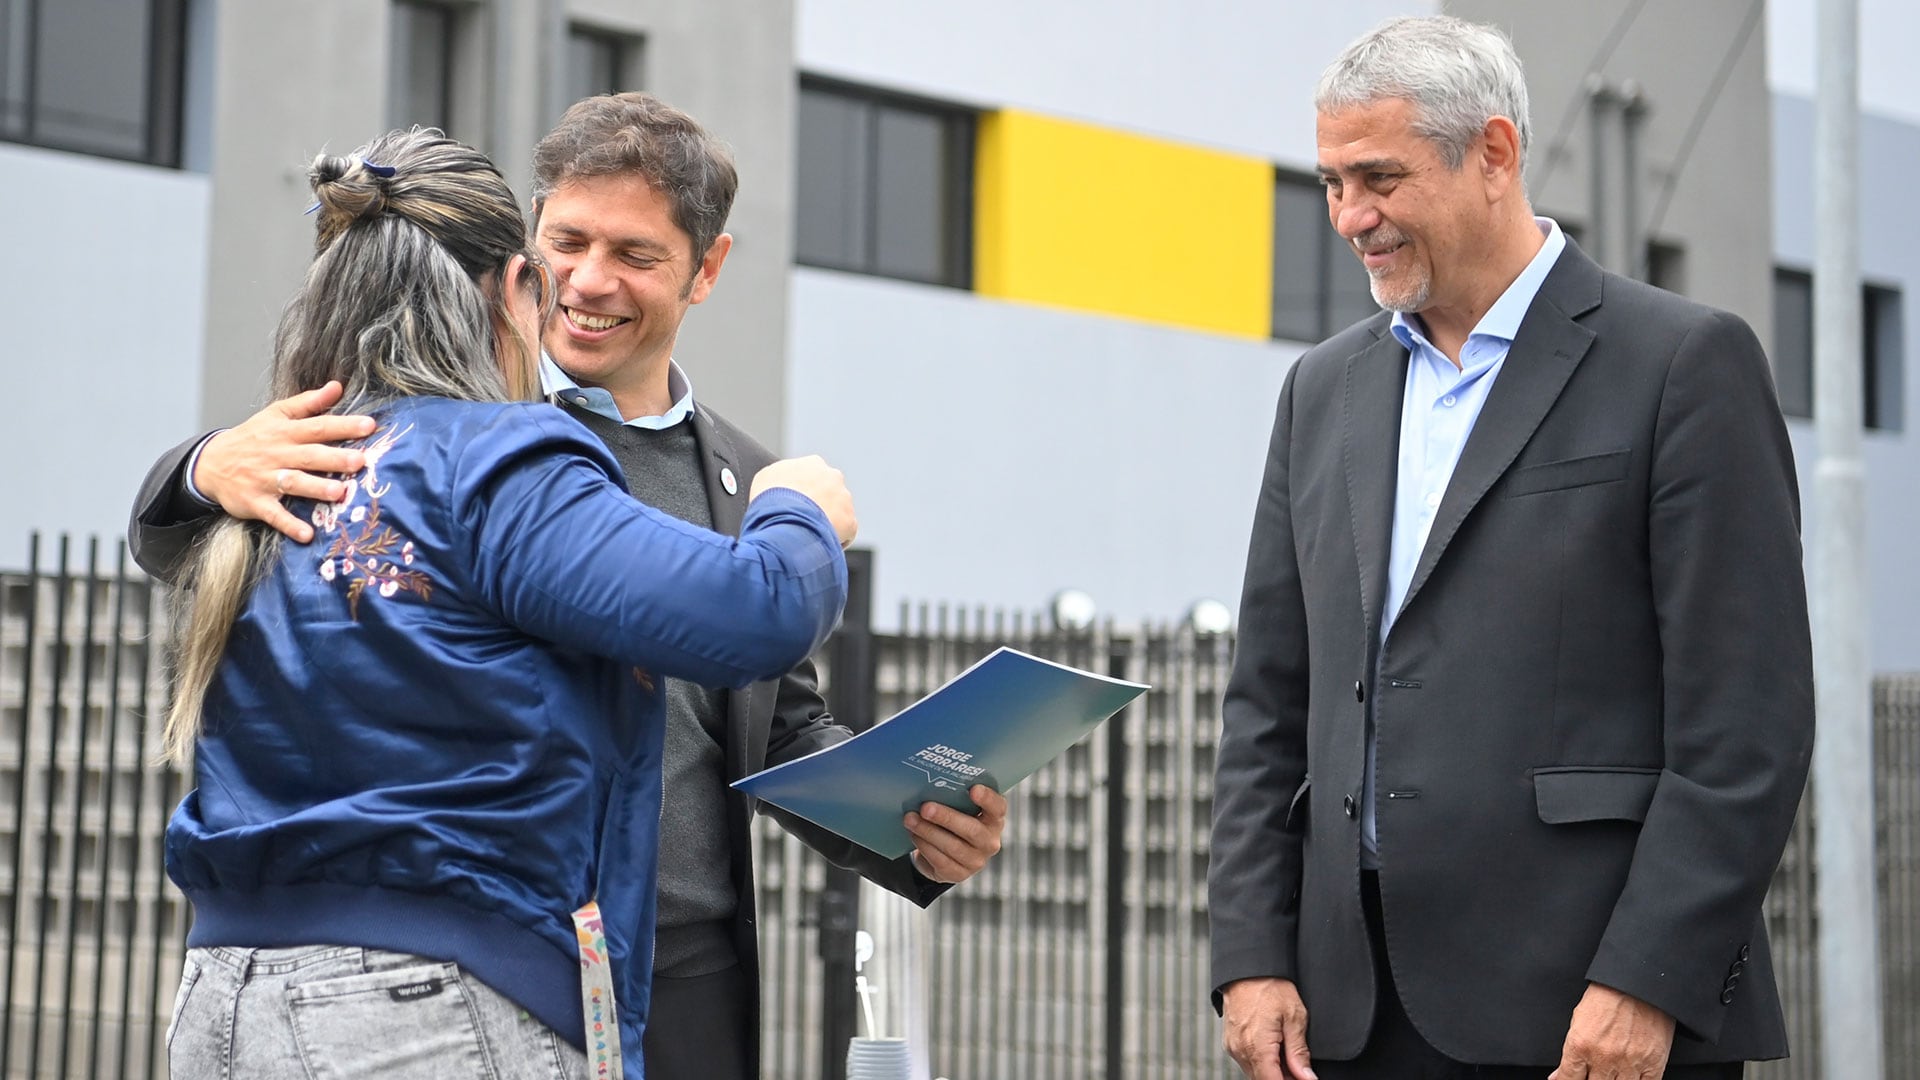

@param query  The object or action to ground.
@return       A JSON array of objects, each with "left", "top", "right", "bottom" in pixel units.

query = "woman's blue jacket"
[{"left": 166, "top": 398, "right": 848, "bottom": 1066}]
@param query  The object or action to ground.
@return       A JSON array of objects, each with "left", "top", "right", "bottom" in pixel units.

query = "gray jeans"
[{"left": 167, "top": 946, "right": 588, "bottom": 1080}]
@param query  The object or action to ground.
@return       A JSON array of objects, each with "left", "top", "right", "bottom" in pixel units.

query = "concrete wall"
[
  {"left": 1774, "top": 94, "right": 1920, "bottom": 673},
  {"left": 789, "top": 1, "right": 1779, "bottom": 623},
  {"left": 195, "top": 0, "right": 397, "bottom": 429},
  {"left": 1446, "top": 0, "right": 1775, "bottom": 336},
  {"left": 788, "top": 4, "right": 1417, "bottom": 623},
  {"left": 0, "top": 144, "right": 210, "bottom": 570},
  {"left": 591, "top": 0, "right": 797, "bottom": 448},
  {"left": 193, "top": 0, "right": 797, "bottom": 448}
]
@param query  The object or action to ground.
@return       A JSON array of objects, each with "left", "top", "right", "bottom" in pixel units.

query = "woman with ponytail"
[{"left": 161, "top": 128, "right": 855, "bottom": 1080}]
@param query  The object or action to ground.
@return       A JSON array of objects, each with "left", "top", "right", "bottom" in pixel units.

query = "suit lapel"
[
  {"left": 1342, "top": 328, "right": 1410, "bottom": 647},
  {"left": 1396, "top": 247, "right": 1604, "bottom": 619},
  {"left": 690, "top": 407, "right": 747, "bottom": 536}
]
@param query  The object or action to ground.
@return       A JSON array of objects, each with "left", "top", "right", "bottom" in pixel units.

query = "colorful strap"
[{"left": 573, "top": 900, "right": 625, "bottom": 1079}]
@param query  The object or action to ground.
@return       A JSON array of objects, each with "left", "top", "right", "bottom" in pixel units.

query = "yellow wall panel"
[{"left": 974, "top": 110, "right": 1274, "bottom": 339}]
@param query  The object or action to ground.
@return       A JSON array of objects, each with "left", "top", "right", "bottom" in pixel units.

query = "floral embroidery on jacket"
[{"left": 311, "top": 423, "right": 433, "bottom": 619}]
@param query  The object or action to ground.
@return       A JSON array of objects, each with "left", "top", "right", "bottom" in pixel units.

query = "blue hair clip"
[
  {"left": 304, "top": 201, "right": 321, "bottom": 215},
  {"left": 362, "top": 160, "right": 397, "bottom": 178}
]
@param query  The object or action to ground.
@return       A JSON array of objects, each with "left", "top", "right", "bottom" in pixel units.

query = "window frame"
[
  {"left": 0, "top": 0, "right": 188, "bottom": 168},
  {"left": 389, "top": 0, "right": 468, "bottom": 138},
  {"left": 564, "top": 23, "right": 643, "bottom": 104},
  {"left": 1772, "top": 264, "right": 1906, "bottom": 432},
  {"left": 1270, "top": 169, "right": 1377, "bottom": 343},
  {"left": 794, "top": 74, "right": 975, "bottom": 290}
]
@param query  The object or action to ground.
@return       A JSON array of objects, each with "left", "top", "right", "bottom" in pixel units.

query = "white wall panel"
[
  {"left": 0, "top": 144, "right": 209, "bottom": 570},
  {"left": 1768, "top": 0, "right": 1920, "bottom": 124},
  {"left": 796, "top": 0, "right": 1439, "bottom": 168},
  {"left": 787, "top": 268, "right": 1298, "bottom": 626}
]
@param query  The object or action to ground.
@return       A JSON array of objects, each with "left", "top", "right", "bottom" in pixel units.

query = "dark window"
[
  {"left": 1773, "top": 266, "right": 1905, "bottom": 431},
  {"left": 1645, "top": 240, "right": 1686, "bottom": 295},
  {"left": 0, "top": 0, "right": 186, "bottom": 166},
  {"left": 1271, "top": 172, "right": 1376, "bottom": 342},
  {"left": 795, "top": 77, "right": 973, "bottom": 288},
  {"left": 1774, "top": 268, "right": 1813, "bottom": 418},
  {"left": 1867, "top": 283, "right": 1905, "bottom": 431},
  {"left": 391, "top": 0, "right": 457, "bottom": 134},
  {"left": 565, "top": 25, "right": 641, "bottom": 107}
]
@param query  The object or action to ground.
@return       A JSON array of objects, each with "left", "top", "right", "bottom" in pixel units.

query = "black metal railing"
[
  {"left": 1, "top": 536, "right": 189, "bottom": 1080},
  {"left": 1, "top": 534, "right": 1917, "bottom": 1079}
]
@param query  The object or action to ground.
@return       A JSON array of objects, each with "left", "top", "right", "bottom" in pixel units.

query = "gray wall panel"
[{"left": 600, "top": 0, "right": 797, "bottom": 448}]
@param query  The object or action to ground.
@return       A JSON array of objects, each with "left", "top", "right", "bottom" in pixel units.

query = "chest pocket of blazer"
[
  {"left": 1532, "top": 765, "right": 1660, "bottom": 824},
  {"left": 1501, "top": 449, "right": 1632, "bottom": 498}
]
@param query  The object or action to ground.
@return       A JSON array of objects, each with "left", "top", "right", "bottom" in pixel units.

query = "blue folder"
[{"left": 731, "top": 646, "right": 1149, "bottom": 858}]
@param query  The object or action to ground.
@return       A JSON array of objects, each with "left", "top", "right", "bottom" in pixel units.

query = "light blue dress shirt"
[
  {"left": 1361, "top": 217, "right": 1567, "bottom": 867},
  {"left": 541, "top": 354, "right": 697, "bottom": 429}
]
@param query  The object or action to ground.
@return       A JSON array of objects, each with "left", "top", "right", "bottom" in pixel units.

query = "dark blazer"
[
  {"left": 128, "top": 397, "right": 948, "bottom": 1074},
  {"left": 1207, "top": 243, "right": 1814, "bottom": 1067}
]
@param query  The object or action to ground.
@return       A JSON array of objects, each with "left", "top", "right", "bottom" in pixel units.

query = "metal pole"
[
  {"left": 1103, "top": 637, "right": 1128, "bottom": 1080},
  {"left": 26, "top": 536, "right": 73, "bottom": 1077},
  {"left": 56, "top": 538, "right": 103, "bottom": 1079},
  {"left": 1620, "top": 84, "right": 1649, "bottom": 282},
  {"left": 820, "top": 549, "right": 876, "bottom": 1080},
  {"left": 1811, "top": 0, "right": 1885, "bottom": 1075},
  {"left": 0, "top": 535, "right": 42, "bottom": 1078},
  {"left": 87, "top": 543, "right": 133, "bottom": 1080},
  {"left": 1584, "top": 75, "right": 1612, "bottom": 272}
]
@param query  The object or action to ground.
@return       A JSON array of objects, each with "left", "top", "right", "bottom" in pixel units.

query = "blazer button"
[
  {"left": 1343, "top": 794, "right": 1357, "bottom": 819},
  {"left": 1354, "top": 680, "right": 1366, "bottom": 703}
]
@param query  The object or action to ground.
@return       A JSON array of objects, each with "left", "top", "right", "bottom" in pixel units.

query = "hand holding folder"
[{"left": 732, "top": 647, "right": 1149, "bottom": 859}]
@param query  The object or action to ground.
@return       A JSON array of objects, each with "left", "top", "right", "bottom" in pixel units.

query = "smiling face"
[
  {"left": 1316, "top": 97, "right": 1494, "bottom": 317},
  {"left": 533, "top": 172, "right": 731, "bottom": 416}
]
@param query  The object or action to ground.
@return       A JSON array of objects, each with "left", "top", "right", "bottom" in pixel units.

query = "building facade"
[{"left": 2, "top": 0, "right": 1914, "bottom": 665}]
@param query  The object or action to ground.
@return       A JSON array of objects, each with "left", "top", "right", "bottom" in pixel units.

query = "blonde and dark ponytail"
[{"left": 163, "top": 128, "right": 547, "bottom": 764}]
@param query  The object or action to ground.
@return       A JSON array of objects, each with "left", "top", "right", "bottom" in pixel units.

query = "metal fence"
[
  {"left": 0, "top": 538, "right": 189, "bottom": 1080},
  {"left": 762, "top": 605, "right": 1920, "bottom": 1080},
  {"left": 0, "top": 537, "right": 1916, "bottom": 1079}
]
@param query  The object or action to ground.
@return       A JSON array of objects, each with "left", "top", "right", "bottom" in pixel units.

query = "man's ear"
[
  {"left": 528, "top": 197, "right": 545, "bottom": 234},
  {"left": 1480, "top": 116, "right": 1523, "bottom": 199},
  {"left": 686, "top": 233, "right": 733, "bottom": 306}
]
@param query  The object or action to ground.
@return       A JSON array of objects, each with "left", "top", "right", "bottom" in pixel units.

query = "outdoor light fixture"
[
  {"left": 1049, "top": 589, "right": 1098, "bottom": 632},
  {"left": 1186, "top": 598, "right": 1234, "bottom": 635}
]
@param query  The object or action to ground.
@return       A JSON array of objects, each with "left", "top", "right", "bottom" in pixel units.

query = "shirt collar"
[
  {"left": 540, "top": 354, "right": 696, "bottom": 430},
  {"left": 1390, "top": 217, "right": 1568, "bottom": 352}
]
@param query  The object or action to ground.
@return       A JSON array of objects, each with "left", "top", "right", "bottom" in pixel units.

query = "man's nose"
[
  {"left": 1333, "top": 196, "right": 1381, "bottom": 240},
  {"left": 566, "top": 253, "right": 613, "bottom": 298}
]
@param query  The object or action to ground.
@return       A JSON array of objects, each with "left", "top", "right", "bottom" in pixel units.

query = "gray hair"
[
  {"left": 530, "top": 92, "right": 738, "bottom": 261},
  {"left": 163, "top": 127, "right": 544, "bottom": 764},
  {"left": 1316, "top": 15, "right": 1532, "bottom": 173},
  {"left": 286, "top": 128, "right": 542, "bottom": 409}
]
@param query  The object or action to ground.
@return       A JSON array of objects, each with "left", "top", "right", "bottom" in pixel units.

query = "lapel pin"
[{"left": 720, "top": 467, "right": 739, "bottom": 496}]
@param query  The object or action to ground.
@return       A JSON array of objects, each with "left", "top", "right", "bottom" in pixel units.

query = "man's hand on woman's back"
[{"left": 193, "top": 382, "right": 376, "bottom": 542}]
